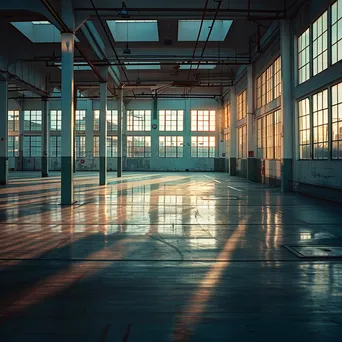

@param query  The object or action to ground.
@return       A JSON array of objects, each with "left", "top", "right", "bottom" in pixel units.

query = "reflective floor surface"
[{"left": 0, "top": 172, "right": 342, "bottom": 341}]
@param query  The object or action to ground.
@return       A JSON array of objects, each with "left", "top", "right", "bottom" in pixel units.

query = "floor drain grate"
[{"left": 284, "top": 245, "right": 342, "bottom": 258}]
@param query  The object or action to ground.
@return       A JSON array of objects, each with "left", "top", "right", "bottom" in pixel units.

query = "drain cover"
[{"left": 284, "top": 245, "right": 342, "bottom": 258}]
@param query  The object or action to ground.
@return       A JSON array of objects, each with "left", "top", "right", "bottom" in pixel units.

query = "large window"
[
  {"left": 159, "top": 110, "right": 183, "bottom": 131},
  {"left": 298, "top": 98, "right": 311, "bottom": 159},
  {"left": 225, "top": 104, "right": 230, "bottom": 129},
  {"left": 332, "top": 82, "right": 342, "bottom": 159},
  {"left": 75, "top": 135, "right": 86, "bottom": 158},
  {"left": 24, "top": 110, "right": 42, "bottom": 131},
  {"left": 257, "top": 111, "right": 282, "bottom": 160},
  {"left": 256, "top": 57, "right": 282, "bottom": 109},
  {"left": 94, "top": 110, "right": 118, "bottom": 131},
  {"left": 127, "top": 136, "right": 151, "bottom": 157},
  {"left": 274, "top": 57, "right": 282, "bottom": 99},
  {"left": 159, "top": 136, "right": 184, "bottom": 158},
  {"left": 8, "top": 111, "right": 19, "bottom": 131},
  {"left": 50, "top": 136, "right": 61, "bottom": 157},
  {"left": 332, "top": 0, "right": 342, "bottom": 64},
  {"left": 237, "top": 90, "right": 247, "bottom": 120},
  {"left": 50, "top": 110, "right": 61, "bottom": 131},
  {"left": 256, "top": 75, "right": 262, "bottom": 109},
  {"left": 266, "top": 114, "right": 274, "bottom": 159},
  {"left": 313, "top": 89, "right": 329, "bottom": 159},
  {"left": 191, "top": 110, "right": 216, "bottom": 131},
  {"left": 191, "top": 136, "right": 215, "bottom": 158},
  {"left": 23, "top": 136, "right": 41, "bottom": 157},
  {"left": 313, "top": 11, "right": 328, "bottom": 76},
  {"left": 237, "top": 125, "right": 247, "bottom": 159},
  {"left": 266, "top": 64, "right": 274, "bottom": 103},
  {"left": 127, "top": 110, "right": 151, "bottom": 131},
  {"left": 257, "top": 117, "right": 265, "bottom": 158},
  {"left": 274, "top": 110, "right": 282, "bottom": 159},
  {"left": 75, "top": 110, "right": 86, "bottom": 131},
  {"left": 93, "top": 136, "right": 100, "bottom": 157},
  {"left": 107, "top": 136, "right": 118, "bottom": 157},
  {"left": 298, "top": 29, "right": 310, "bottom": 84},
  {"left": 8, "top": 136, "right": 19, "bottom": 157}
]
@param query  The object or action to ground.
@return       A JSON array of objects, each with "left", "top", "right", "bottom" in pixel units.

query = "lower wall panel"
[{"left": 8, "top": 157, "right": 217, "bottom": 172}]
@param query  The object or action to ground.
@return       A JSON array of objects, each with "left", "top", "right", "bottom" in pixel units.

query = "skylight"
[
  {"left": 32, "top": 21, "right": 50, "bottom": 25},
  {"left": 179, "top": 63, "right": 216, "bottom": 70},
  {"left": 178, "top": 20, "right": 233, "bottom": 41},
  {"left": 11, "top": 22, "right": 79, "bottom": 43},
  {"left": 125, "top": 62, "right": 160, "bottom": 70},
  {"left": 107, "top": 20, "right": 159, "bottom": 42}
]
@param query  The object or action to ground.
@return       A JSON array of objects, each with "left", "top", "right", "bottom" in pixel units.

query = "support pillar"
[
  {"left": 42, "top": 97, "right": 49, "bottom": 177},
  {"left": 280, "top": 20, "right": 293, "bottom": 192},
  {"left": 99, "top": 81, "right": 107, "bottom": 185},
  {"left": 117, "top": 88, "right": 123, "bottom": 178},
  {"left": 0, "top": 78, "right": 8, "bottom": 185},
  {"left": 61, "top": 32, "right": 75, "bottom": 205},
  {"left": 247, "top": 64, "right": 256, "bottom": 181},
  {"left": 229, "top": 87, "right": 237, "bottom": 176}
]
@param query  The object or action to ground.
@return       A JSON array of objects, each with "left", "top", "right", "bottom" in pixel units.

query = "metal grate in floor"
[{"left": 284, "top": 245, "right": 342, "bottom": 258}]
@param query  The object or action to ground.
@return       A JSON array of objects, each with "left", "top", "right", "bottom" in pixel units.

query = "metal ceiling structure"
[{"left": 0, "top": 0, "right": 308, "bottom": 99}]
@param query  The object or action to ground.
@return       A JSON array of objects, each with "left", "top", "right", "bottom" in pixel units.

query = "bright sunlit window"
[
  {"left": 159, "top": 110, "right": 184, "bottom": 131},
  {"left": 332, "top": 0, "right": 342, "bottom": 64},
  {"left": 313, "top": 11, "right": 328, "bottom": 76},
  {"left": 298, "top": 98, "right": 311, "bottom": 160},
  {"left": 159, "top": 136, "right": 184, "bottom": 158},
  {"left": 127, "top": 136, "right": 151, "bottom": 157},
  {"left": 332, "top": 81, "right": 342, "bottom": 159},
  {"left": 127, "top": 110, "right": 151, "bottom": 131},
  {"left": 313, "top": 89, "right": 329, "bottom": 159},
  {"left": 298, "top": 28, "right": 310, "bottom": 84},
  {"left": 191, "top": 110, "right": 216, "bottom": 132},
  {"left": 191, "top": 136, "right": 215, "bottom": 158}
]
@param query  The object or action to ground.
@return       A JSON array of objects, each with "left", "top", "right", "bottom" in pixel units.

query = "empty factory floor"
[{"left": 0, "top": 172, "right": 342, "bottom": 342}]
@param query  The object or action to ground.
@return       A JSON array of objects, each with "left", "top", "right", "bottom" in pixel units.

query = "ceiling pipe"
[
  {"left": 187, "top": 0, "right": 209, "bottom": 77},
  {"left": 10, "top": 94, "right": 220, "bottom": 100},
  {"left": 40, "top": 0, "right": 116, "bottom": 97},
  {"left": 89, "top": 0, "right": 136, "bottom": 97},
  {"left": 74, "top": 7, "right": 285, "bottom": 15}
]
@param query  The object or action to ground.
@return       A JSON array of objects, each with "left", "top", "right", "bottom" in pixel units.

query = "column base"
[
  {"left": 281, "top": 158, "right": 293, "bottom": 192},
  {"left": 0, "top": 157, "right": 8, "bottom": 185},
  {"left": 247, "top": 158, "right": 256, "bottom": 182},
  {"left": 42, "top": 157, "right": 49, "bottom": 178},
  {"left": 229, "top": 157, "right": 236, "bottom": 176},
  {"left": 117, "top": 156, "right": 122, "bottom": 178},
  {"left": 61, "top": 156, "right": 74, "bottom": 205},
  {"left": 100, "top": 156, "right": 107, "bottom": 185}
]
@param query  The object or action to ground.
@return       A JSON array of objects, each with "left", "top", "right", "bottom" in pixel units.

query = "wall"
[
  {"left": 291, "top": 0, "right": 342, "bottom": 200},
  {"left": 7, "top": 97, "right": 221, "bottom": 172}
]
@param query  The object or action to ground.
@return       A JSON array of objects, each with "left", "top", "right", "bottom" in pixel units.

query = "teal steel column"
[
  {"left": 280, "top": 20, "right": 293, "bottom": 192},
  {"left": 61, "top": 32, "right": 75, "bottom": 205},
  {"left": 42, "top": 97, "right": 50, "bottom": 178},
  {"left": 0, "top": 78, "right": 8, "bottom": 185},
  {"left": 99, "top": 81, "right": 108, "bottom": 185},
  {"left": 117, "top": 88, "right": 123, "bottom": 178}
]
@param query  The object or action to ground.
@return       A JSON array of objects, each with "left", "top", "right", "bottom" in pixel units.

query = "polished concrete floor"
[{"left": 0, "top": 172, "right": 342, "bottom": 341}]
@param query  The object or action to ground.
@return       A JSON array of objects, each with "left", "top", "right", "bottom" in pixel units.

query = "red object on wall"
[
  {"left": 81, "top": 159, "right": 85, "bottom": 164},
  {"left": 248, "top": 151, "right": 254, "bottom": 158}
]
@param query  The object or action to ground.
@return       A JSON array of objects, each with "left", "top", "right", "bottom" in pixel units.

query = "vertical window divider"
[
  {"left": 328, "top": 5, "right": 332, "bottom": 68},
  {"left": 309, "top": 24, "right": 314, "bottom": 80},
  {"left": 309, "top": 95, "right": 314, "bottom": 159},
  {"left": 328, "top": 85, "right": 333, "bottom": 160}
]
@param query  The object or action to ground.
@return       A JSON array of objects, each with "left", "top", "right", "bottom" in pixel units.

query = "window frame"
[{"left": 159, "top": 136, "right": 184, "bottom": 158}]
